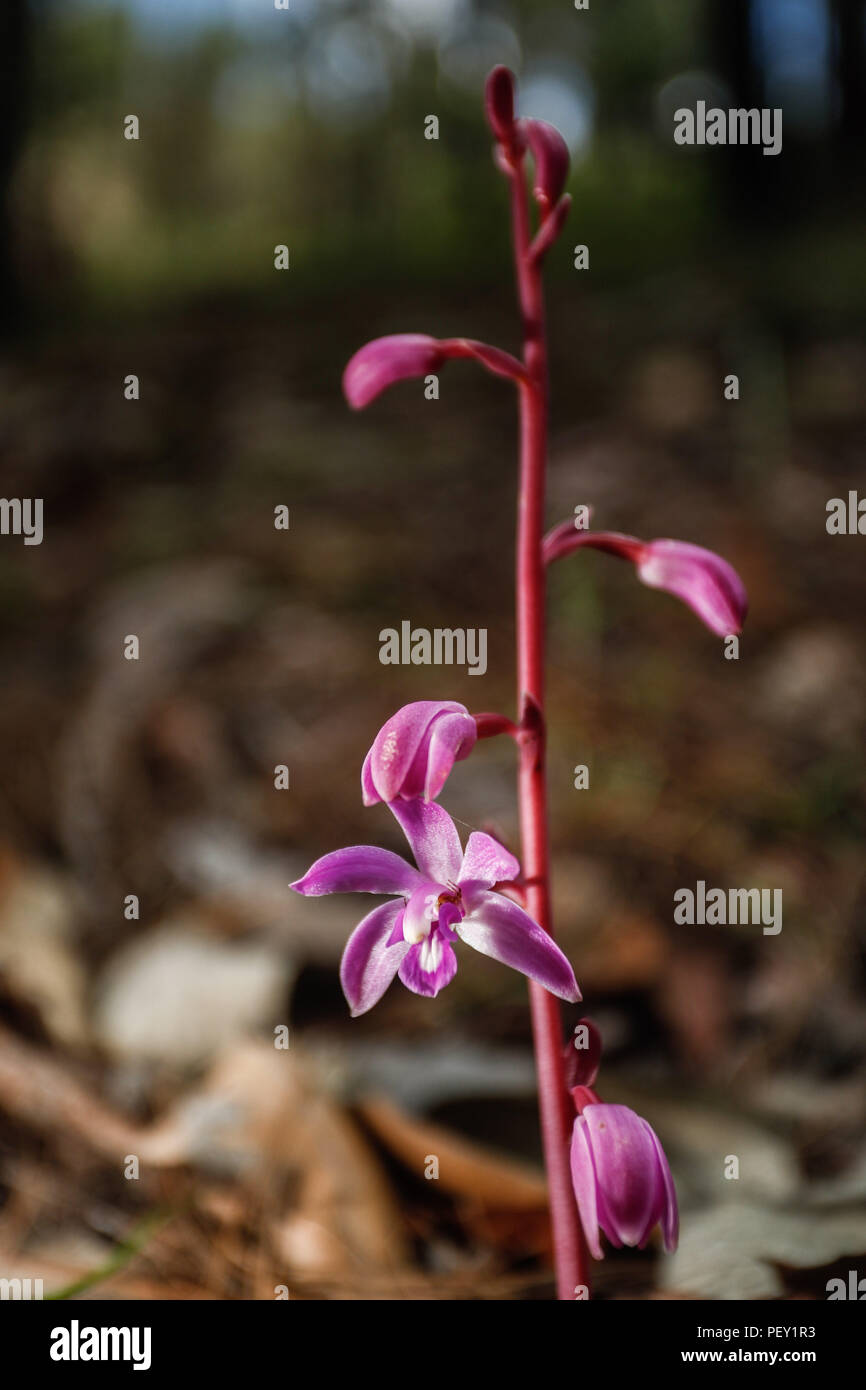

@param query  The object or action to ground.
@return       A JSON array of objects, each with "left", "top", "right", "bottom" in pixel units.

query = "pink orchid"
[
  {"left": 570, "top": 1089, "right": 679, "bottom": 1260},
  {"left": 291, "top": 800, "right": 580, "bottom": 1016},
  {"left": 543, "top": 526, "right": 748, "bottom": 637},
  {"left": 343, "top": 334, "right": 526, "bottom": 409},
  {"left": 361, "top": 700, "right": 478, "bottom": 806}
]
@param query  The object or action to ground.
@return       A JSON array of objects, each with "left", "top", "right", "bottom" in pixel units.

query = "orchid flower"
[
  {"left": 343, "top": 334, "right": 526, "bottom": 409},
  {"left": 361, "top": 700, "right": 477, "bottom": 806},
  {"left": 569, "top": 1087, "right": 678, "bottom": 1260},
  {"left": 291, "top": 799, "right": 580, "bottom": 1016},
  {"left": 543, "top": 525, "right": 748, "bottom": 638}
]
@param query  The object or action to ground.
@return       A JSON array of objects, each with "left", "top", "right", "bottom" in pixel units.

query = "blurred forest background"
[{"left": 0, "top": 0, "right": 865, "bottom": 1300}]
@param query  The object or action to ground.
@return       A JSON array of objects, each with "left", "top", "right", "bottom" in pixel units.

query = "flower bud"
[
  {"left": 636, "top": 539, "right": 748, "bottom": 637},
  {"left": 361, "top": 700, "right": 477, "bottom": 806},
  {"left": 343, "top": 335, "right": 443, "bottom": 410},
  {"left": 524, "top": 118, "right": 570, "bottom": 211},
  {"left": 485, "top": 65, "right": 517, "bottom": 145},
  {"left": 570, "top": 1101, "right": 679, "bottom": 1260}
]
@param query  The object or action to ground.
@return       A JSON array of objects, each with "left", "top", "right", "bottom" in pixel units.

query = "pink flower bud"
[
  {"left": 343, "top": 334, "right": 443, "bottom": 410},
  {"left": 542, "top": 525, "right": 748, "bottom": 638},
  {"left": 636, "top": 539, "right": 748, "bottom": 638},
  {"left": 343, "top": 335, "right": 527, "bottom": 409},
  {"left": 570, "top": 1102, "right": 679, "bottom": 1260},
  {"left": 361, "top": 700, "right": 478, "bottom": 805},
  {"left": 485, "top": 65, "right": 517, "bottom": 145},
  {"left": 524, "top": 118, "right": 570, "bottom": 211}
]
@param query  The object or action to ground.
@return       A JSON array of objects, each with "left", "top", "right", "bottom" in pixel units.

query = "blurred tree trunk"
[
  {"left": 0, "top": 0, "right": 30, "bottom": 334},
  {"left": 832, "top": 0, "right": 866, "bottom": 157}
]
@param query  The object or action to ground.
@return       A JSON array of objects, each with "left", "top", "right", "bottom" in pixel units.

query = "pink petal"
[
  {"left": 645, "top": 1120, "right": 679, "bottom": 1252},
  {"left": 570, "top": 1118, "right": 604, "bottom": 1260},
  {"left": 290, "top": 845, "right": 422, "bottom": 897},
  {"left": 582, "top": 1104, "right": 663, "bottom": 1250},
  {"left": 458, "top": 890, "right": 581, "bottom": 1001},
  {"left": 398, "top": 934, "right": 458, "bottom": 997},
  {"left": 340, "top": 900, "right": 408, "bottom": 1017},
  {"left": 388, "top": 799, "right": 463, "bottom": 886},
  {"left": 458, "top": 831, "right": 520, "bottom": 892},
  {"left": 421, "top": 710, "right": 477, "bottom": 800}
]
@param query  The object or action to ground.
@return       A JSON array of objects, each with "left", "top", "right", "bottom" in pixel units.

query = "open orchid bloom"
[
  {"left": 291, "top": 800, "right": 580, "bottom": 1016},
  {"left": 362, "top": 700, "right": 477, "bottom": 806},
  {"left": 569, "top": 1094, "right": 679, "bottom": 1261},
  {"left": 543, "top": 525, "right": 748, "bottom": 638},
  {"left": 343, "top": 334, "right": 526, "bottom": 409}
]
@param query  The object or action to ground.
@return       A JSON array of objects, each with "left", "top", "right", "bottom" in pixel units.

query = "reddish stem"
[
  {"left": 507, "top": 155, "right": 590, "bottom": 1300},
  {"left": 473, "top": 711, "right": 521, "bottom": 741}
]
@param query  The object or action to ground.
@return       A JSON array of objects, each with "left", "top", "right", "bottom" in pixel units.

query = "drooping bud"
[
  {"left": 361, "top": 700, "right": 477, "bottom": 806},
  {"left": 570, "top": 1103, "right": 679, "bottom": 1260},
  {"left": 343, "top": 334, "right": 526, "bottom": 410},
  {"left": 542, "top": 525, "right": 748, "bottom": 638},
  {"left": 524, "top": 118, "right": 570, "bottom": 212},
  {"left": 636, "top": 539, "right": 748, "bottom": 638},
  {"left": 343, "top": 335, "right": 444, "bottom": 410},
  {"left": 563, "top": 1016, "right": 603, "bottom": 1089}
]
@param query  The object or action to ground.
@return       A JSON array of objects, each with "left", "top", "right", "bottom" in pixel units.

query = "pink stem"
[
  {"left": 507, "top": 156, "right": 590, "bottom": 1300},
  {"left": 543, "top": 522, "right": 644, "bottom": 567},
  {"left": 473, "top": 711, "right": 521, "bottom": 741}
]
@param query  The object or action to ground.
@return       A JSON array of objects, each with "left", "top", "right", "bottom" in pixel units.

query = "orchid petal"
[
  {"left": 582, "top": 1105, "right": 664, "bottom": 1250},
  {"left": 398, "top": 935, "right": 458, "bottom": 997},
  {"left": 458, "top": 890, "right": 580, "bottom": 1001},
  {"left": 340, "top": 900, "right": 408, "bottom": 1017},
  {"left": 401, "top": 882, "right": 442, "bottom": 944},
  {"left": 421, "top": 710, "right": 477, "bottom": 799},
  {"left": 389, "top": 799, "right": 463, "bottom": 885},
  {"left": 458, "top": 831, "right": 520, "bottom": 892},
  {"left": 570, "top": 1118, "right": 605, "bottom": 1260},
  {"left": 291, "top": 845, "right": 422, "bottom": 897},
  {"left": 645, "top": 1120, "right": 679, "bottom": 1252}
]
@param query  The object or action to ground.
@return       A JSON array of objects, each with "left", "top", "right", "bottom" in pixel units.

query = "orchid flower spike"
[
  {"left": 291, "top": 800, "right": 580, "bottom": 1015},
  {"left": 542, "top": 525, "right": 748, "bottom": 638},
  {"left": 362, "top": 700, "right": 477, "bottom": 806},
  {"left": 484, "top": 66, "right": 570, "bottom": 232},
  {"left": 343, "top": 334, "right": 526, "bottom": 409},
  {"left": 570, "top": 1090, "right": 679, "bottom": 1260}
]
